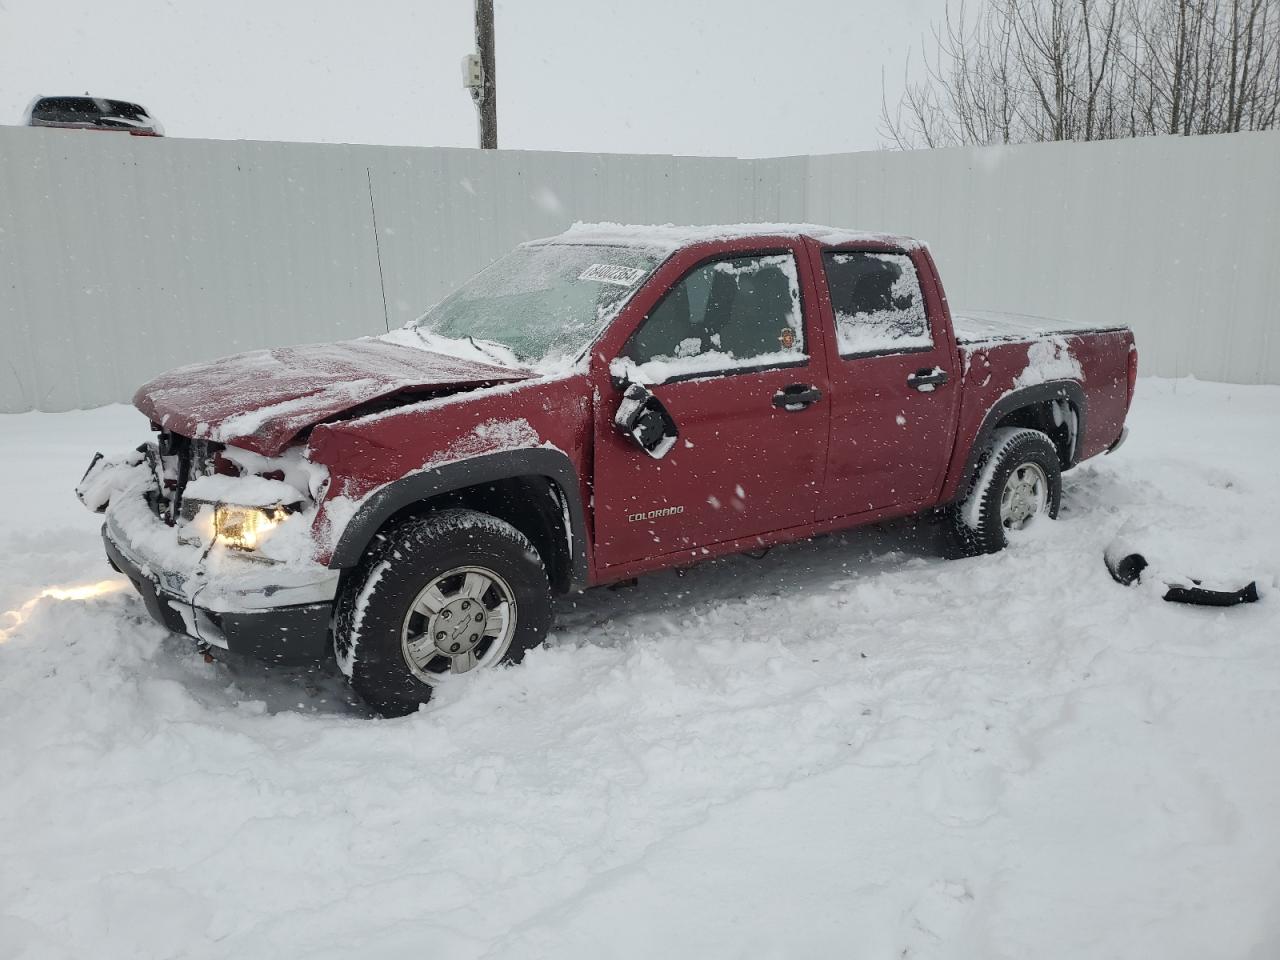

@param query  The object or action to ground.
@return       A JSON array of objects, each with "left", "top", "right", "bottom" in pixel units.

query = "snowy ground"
[{"left": 1, "top": 378, "right": 1278, "bottom": 959}]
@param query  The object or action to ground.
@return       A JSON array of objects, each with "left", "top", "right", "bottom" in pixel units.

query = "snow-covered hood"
[{"left": 134, "top": 337, "right": 531, "bottom": 456}]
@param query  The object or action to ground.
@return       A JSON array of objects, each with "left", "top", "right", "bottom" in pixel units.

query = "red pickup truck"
[{"left": 79, "top": 223, "right": 1136, "bottom": 716}]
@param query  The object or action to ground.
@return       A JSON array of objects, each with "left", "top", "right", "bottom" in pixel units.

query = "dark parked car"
[{"left": 24, "top": 96, "right": 162, "bottom": 136}]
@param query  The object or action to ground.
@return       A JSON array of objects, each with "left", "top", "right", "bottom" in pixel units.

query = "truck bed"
[
  {"left": 944, "top": 309, "right": 1134, "bottom": 499},
  {"left": 952, "top": 309, "right": 1127, "bottom": 345}
]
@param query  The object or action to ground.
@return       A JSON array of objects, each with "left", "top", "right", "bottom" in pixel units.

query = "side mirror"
[{"left": 613, "top": 382, "right": 678, "bottom": 459}]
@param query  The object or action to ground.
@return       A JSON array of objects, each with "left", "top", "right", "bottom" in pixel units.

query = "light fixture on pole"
[{"left": 462, "top": 0, "right": 497, "bottom": 149}]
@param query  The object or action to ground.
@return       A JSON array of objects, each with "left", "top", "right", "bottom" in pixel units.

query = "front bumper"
[{"left": 103, "top": 521, "right": 337, "bottom": 664}]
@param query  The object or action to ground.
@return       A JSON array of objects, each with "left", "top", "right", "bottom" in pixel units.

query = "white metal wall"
[
  {"left": 1, "top": 127, "right": 1277, "bottom": 412},
  {"left": 797, "top": 131, "right": 1280, "bottom": 386}
]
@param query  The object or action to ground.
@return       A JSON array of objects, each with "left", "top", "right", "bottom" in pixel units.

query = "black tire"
[
  {"left": 334, "top": 508, "right": 553, "bottom": 717},
  {"left": 948, "top": 427, "right": 1062, "bottom": 557}
]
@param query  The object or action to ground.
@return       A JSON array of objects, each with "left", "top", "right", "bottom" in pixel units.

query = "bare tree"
[{"left": 881, "top": 0, "right": 1280, "bottom": 148}]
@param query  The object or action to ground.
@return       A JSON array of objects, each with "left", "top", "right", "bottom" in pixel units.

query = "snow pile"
[
  {"left": 1014, "top": 337, "right": 1084, "bottom": 387},
  {"left": 220, "top": 443, "right": 331, "bottom": 503},
  {"left": 183, "top": 473, "right": 305, "bottom": 508},
  {"left": 1, "top": 379, "right": 1279, "bottom": 958}
]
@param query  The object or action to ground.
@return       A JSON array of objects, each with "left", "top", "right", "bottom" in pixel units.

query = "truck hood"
[{"left": 134, "top": 337, "right": 532, "bottom": 456}]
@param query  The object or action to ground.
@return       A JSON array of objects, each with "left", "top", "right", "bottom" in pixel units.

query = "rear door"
[
  {"left": 813, "top": 243, "right": 961, "bottom": 519},
  {"left": 592, "top": 242, "right": 830, "bottom": 569}
]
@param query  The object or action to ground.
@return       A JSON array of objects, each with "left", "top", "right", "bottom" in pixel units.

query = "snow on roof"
[{"left": 531, "top": 221, "right": 924, "bottom": 252}]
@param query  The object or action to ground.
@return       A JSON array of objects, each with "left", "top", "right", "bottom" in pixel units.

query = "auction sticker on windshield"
[{"left": 578, "top": 263, "right": 646, "bottom": 287}]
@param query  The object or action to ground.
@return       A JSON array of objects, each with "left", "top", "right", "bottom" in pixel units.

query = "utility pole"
[{"left": 464, "top": 0, "right": 497, "bottom": 149}]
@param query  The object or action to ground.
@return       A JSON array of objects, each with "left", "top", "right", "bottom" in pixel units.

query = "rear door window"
[
  {"left": 823, "top": 251, "right": 931, "bottom": 357},
  {"left": 619, "top": 253, "right": 806, "bottom": 383}
]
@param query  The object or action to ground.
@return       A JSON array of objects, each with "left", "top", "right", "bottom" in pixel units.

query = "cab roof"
[{"left": 531, "top": 221, "right": 924, "bottom": 253}]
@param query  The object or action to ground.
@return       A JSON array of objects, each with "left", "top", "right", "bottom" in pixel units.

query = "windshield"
[{"left": 413, "top": 243, "right": 663, "bottom": 368}]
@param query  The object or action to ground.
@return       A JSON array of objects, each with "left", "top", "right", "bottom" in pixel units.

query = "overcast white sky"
[{"left": 0, "top": 0, "right": 947, "bottom": 157}]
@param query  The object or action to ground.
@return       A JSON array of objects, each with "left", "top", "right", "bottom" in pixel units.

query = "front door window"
[{"left": 618, "top": 253, "right": 807, "bottom": 383}]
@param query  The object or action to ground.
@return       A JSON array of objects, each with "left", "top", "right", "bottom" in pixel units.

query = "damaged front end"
[{"left": 78, "top": 428, "right": 340, "bottom": 663}]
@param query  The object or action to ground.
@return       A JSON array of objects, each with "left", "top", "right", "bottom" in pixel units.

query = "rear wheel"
[
  {"left": 949, "top": 427, "right": 1062, "bottom": 557},
  {"left": 334, "top": 509, "right": 553, "bottom": 717}
]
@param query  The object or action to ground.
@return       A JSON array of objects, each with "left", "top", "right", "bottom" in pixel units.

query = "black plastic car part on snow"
[{"left": 1104, "top": 549, "right": 1260, "bottom": 606}]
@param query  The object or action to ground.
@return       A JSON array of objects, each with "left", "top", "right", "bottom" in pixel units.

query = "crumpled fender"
[{"left": 76, "top": 446, "right": 154, "bottom": 513}]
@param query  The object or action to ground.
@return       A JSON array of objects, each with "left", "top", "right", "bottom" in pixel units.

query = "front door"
[{"left": 592, "top": 248, "right": 830, "bottom": 569}]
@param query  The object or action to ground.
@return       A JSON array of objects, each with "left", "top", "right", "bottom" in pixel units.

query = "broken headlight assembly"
[
  {"left": 213, "top": 503, "right": 292, "bottom": 552},
  {"left": 178, "top": 496, "right": 300, "bottom": 555}
]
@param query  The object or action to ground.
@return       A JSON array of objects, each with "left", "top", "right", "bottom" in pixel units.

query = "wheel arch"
[
  {"left": 328, "top": 448, "right": 589, "bottom": 594},
  {"left": 947, "top": 380, "right": 1086, "bottom": 505}
]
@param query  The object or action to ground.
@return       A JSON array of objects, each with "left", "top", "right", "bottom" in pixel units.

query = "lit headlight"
[{"left": 213, "top": 504, "right": 288, "bottom": 551}]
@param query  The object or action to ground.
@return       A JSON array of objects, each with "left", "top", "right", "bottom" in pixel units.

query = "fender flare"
[
  {"left": 327, "top": 447, "right": 590, "bottom": 590},
  {"left": 950, "top": 380, "right": 1087, "bottom": 504}
]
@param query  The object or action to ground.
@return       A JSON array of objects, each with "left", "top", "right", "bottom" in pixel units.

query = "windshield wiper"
[{"left": 467, "top": 335, "right": 512, "bottom": 366}]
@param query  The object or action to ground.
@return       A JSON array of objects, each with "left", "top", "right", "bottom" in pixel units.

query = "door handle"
[
  {"left": 773, "top": 384, "right": 822, "bottom": 411},
  {"left": 907, "top": 367, "right": 949, "bottom": 392}
]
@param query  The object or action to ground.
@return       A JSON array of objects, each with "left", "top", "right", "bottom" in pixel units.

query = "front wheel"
[
  {"left": 334, "top": 509, "right": 554, "bottom": 717},
  {"left": 948, "top": 427, "right": 1062, "bottom": 557}
]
